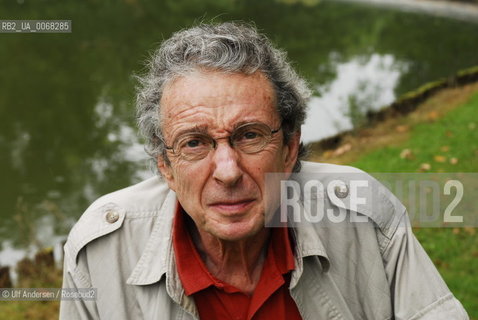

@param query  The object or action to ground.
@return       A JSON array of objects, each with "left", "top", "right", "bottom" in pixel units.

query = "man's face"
[{"left": 158, "top": 71, "right": 300, "bottom": 241}]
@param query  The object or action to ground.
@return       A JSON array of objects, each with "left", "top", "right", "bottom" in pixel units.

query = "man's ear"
[
  {"left": 283, "top": 130, "right": 301, "bottom": 173},
  {"left": 157, "top": 156, "right": 176, "bottom": 191}
]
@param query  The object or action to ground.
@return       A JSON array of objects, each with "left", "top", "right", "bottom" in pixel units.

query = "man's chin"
[{"left": 206, "top": 222, "right": 266, "bottom": 242}]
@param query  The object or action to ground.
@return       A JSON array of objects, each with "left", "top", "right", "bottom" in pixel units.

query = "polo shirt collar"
[{"left": 173, "top": 206, "right": 214, "bottom": 295}]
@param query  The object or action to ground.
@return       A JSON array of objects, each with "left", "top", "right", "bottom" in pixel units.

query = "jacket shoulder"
[
  {"left": 63, "top": 176, "right": 171, "bottom": 270},
  {"left": 298, "top": 161, "right": 407, "bottom": 238}
]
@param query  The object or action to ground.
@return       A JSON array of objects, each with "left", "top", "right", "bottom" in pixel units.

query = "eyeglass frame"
[{"left": 162, "top": 121, "right": 283, "bottom": 161}]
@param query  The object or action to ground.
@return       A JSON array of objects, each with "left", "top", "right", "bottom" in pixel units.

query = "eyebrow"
[
  {"left": 232, "top": 120, "right": 253, "bottom": 129},
  {"left": 232, "top": 119, "right": 274, "bottom": 130},
  {"left": 172, "top": 125, "right": 209, "bottom": 139},
  {"left": 171, "top": 120, "right": 270, "bottom": 139}
]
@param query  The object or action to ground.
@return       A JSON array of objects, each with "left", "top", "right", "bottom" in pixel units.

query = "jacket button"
[
  {"left": 105, "top": 210, "right": 119, "bottom": 223},
  {"left": 334, "top": 182, "right": 349, "bottom": 198}
]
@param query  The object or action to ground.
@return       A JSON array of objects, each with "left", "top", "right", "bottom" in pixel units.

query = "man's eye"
[
  {"left": 185, "top": 139, "right": 202, "bottom": 148},
  {"left": 243, "top": 131, "right": 258, "bottom": 139}
]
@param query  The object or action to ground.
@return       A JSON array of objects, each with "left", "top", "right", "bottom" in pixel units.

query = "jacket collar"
[
  {"left": 126, "top": 189, "right": 177, "bottom": 286},
  {"left": 288, "top": 197, "right": 331, "bottom": 289}
]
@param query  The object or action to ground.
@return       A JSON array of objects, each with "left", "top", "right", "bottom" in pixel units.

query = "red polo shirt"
[{"left": 173, "top": 206, "right": 302, "bottom": 320}]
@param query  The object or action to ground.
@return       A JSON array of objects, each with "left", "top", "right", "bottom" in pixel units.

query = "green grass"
[
  {"left": 350, "top": 92, "right": 478, "bottom": 318},
  {"left": 352, "top": 92, "right": 478, "bottom": 173}
]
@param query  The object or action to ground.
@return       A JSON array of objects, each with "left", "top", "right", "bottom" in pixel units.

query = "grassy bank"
[{"left": 309, "top": 82, "right": 478, "bottom": 318}]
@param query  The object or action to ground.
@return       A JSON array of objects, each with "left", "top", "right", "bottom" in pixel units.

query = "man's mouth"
[{"left": 208, "top": 199, "right": 255, "bottom": 214}]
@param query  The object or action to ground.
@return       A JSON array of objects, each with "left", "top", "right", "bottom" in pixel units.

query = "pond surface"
[{"left": 1, "top": 0, "right": 478, "bottom": 270}]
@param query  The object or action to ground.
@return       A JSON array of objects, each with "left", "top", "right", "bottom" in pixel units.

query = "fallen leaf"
[
  {"left": 427, "top": 111, "right": 439, "bottom": 121},
  {"left": 445, "top": 131, "right": 453, "bottom": 137},
  {"left": 333, "top": 143, "right": 352, "bottom": 156},
  {"left": 420, "top": 163, "right": 431, "bottom": 171},
  {"left": 452, "top": 228, "right": 460, "bottom": 235},
  {"left": 395, "top": 125, "right": 409, "bottom": 133},
  {"left": 440, "top": 146, "right": 450, "bottom": 152},
  {"left": 450, "top": 157, "right": 459, "bottom": 165},
  {"left": 400, "top": 149, "right": 414, "bottom": 160},
  {"left": 434, "top": 155, "right": 446, "bottom": 163}
]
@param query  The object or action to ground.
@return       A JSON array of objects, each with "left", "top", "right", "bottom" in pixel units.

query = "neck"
[{"left": 188, "top": 223, "right": 270, "bottom": 295}]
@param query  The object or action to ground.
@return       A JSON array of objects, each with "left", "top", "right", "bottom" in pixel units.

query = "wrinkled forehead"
[{"left": 159, "top": 70, "right": 280, "bottom": 136}]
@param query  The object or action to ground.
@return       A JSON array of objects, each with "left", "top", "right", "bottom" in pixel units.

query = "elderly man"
[{"left": 60, "top": 22, "right": 468, "bottom": 319}]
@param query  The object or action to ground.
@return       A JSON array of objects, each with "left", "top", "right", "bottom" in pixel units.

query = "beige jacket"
[{"left": 60, "top": 162, "right": 469, "bottom": 319}]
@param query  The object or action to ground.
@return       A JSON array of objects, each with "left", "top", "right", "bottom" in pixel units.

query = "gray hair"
[{"left": 136, "top": 22, "right": 310, "bottom": 173}]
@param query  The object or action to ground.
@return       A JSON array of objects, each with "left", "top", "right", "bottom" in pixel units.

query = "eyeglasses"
[{"left": 163, "top": 122, "right": 282, "bottom": 161}]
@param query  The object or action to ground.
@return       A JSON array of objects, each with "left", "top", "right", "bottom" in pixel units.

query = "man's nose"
[{"left": 211, "top": 142, "right": 243, "bottom": 187}]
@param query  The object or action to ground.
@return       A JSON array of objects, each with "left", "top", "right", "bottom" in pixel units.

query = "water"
[
  {"left": 303, "top": 53, "right": 407, "bottom": 143},
  {"left": 1, "top": 0, "right": 478, "bottom": 270}
]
